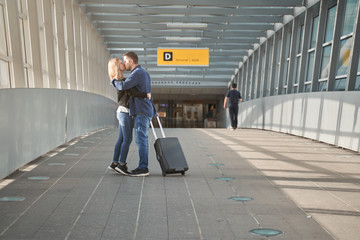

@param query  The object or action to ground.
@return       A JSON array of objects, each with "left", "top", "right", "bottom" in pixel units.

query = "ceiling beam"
[
  {"left": 100, "top": 30, "right": 267, "bottom": 38},
  {"left": 139, "top": 63, "right": 241, "bottom": 68},
  {"left": 79, "top": 0, "right": 303, "bottom": 7},
  {"left": 103, "top": 37, "right": 259, "bottom": 44},
  {"left": 150, "top": 77, "right": 229, "bottom": 82},
  {"left": 84, "top": 6, "right": 294, "bottom": 16},
  {"left": 89, "top": 14, "right": 284, "bottom": 24},
  {"left": 107, "top": 43, "right": 255, "bottom": 49},
  {"left": 109, "top": 49, "right": 249, "bottom": 55},
  {"left": 96, "top": 23, "right": 275, "bottom": 31}
]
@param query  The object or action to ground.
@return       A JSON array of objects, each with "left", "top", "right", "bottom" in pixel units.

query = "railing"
[{"left": 151, "top": 117, "right": 204, "bottom": 128}]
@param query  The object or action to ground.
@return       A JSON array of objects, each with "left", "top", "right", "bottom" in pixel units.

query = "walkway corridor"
[{"left": 1, "top": 128, "right": 359, "bottom": 239}]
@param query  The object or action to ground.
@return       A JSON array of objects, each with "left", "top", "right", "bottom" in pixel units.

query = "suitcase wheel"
[
  {"left": 162, "top": 172, "right": 166, "bottom": 177},
  {"left": 181, "top": 171, "right": 185, "bottom": 175}
]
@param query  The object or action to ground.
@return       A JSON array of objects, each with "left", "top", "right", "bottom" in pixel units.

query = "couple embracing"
[{"left": 107, "top": 52, "right": 156, "bottom": 177}]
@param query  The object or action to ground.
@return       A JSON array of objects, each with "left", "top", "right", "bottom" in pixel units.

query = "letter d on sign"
[{"left": 164, "top": 52, "right": 173, "bottom": 61}]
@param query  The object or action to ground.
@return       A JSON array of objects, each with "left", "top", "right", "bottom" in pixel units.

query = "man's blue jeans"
[
  {"left": 134, "top": 114, "right": 152, "bottom": 169},
  {"left": 113, "top": 112, "right": 133, "bottom": 164}
]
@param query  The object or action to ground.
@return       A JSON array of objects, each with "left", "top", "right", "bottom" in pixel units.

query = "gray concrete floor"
[{"left": 0, "top": 127, "right": 359, "bottom": 240}]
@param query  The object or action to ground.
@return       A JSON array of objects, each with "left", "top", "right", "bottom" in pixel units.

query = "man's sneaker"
[
  {"left": 115, "top": 163, "right": 129, "bottom": 176},
  {"left": 108, "top": 162, "right": 119, "bottom": 173},
  {"left": 130, "top": 168, "right": 150, "bottom": 177}
]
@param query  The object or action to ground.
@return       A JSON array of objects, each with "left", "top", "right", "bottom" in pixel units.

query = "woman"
[{"left": 107, "top": 58, "right": 150, "bottom": 175}]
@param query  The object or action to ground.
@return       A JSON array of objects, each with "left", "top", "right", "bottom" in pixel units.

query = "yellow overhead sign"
[{"left": 157, "top": 48, "right": 209, "bottom": 66}]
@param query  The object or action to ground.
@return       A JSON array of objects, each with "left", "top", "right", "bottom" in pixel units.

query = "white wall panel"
[
  {"left": 303, "top": 96, "right": 321, "bottom": 139},
  {"left": 234, "top": 92, "right": 360, "bottom": 152},
  {"left": 319, "top": 98, "right": 339, "bottom": 143},
  {"left": 0, "top": 88, "right": 117, "bottom": 179},
  {"left": 290, "top": 97, "right": 305, "bottom": 135}
]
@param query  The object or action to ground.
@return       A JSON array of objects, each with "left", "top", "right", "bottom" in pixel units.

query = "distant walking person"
[{"left": 223, "top": 83, "right": 242, "bottom": 130}]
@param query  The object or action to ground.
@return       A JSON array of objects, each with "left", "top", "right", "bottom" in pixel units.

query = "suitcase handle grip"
[{"left": 150, "top": 116, "right": 166, "bottom": 140}]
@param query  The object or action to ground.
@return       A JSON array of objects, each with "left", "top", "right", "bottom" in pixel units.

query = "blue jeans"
[
  {"left": 134, "top": 114, "right": 152, "bottom": 169},
  {"left": 113, "top": 112, "right": 133, "bottom": 164}
]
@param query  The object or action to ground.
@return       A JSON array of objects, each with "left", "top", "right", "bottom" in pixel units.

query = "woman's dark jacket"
[{"left": 115, "top": 78, "right": 147, "bottom": 108}]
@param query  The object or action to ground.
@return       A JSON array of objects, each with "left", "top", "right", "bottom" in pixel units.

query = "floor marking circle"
[
  {"left": 229, "top": 197, "right": 253, "bottom": 202},
  {"left": 27, "top": 176, "right": 50, "bottom": 180},
  {"left": 249, "top": 228, "right": 283, "bottom": 237},
  {"left": 208, "top": 163, "right": 224, "bottom": 167},
  {"left": 63, "top": 153, "right": 79, "bottom": 156},
  {"left": 216, "top": 177, "right": 235, "bottom": 181},
  {"left": 0, "top": 197, "right": 26, "bottom": 202}
]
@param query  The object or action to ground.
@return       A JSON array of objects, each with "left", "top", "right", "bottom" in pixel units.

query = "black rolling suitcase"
[{"left": 150, "top": 116, "right": 189, "bottom": 176}]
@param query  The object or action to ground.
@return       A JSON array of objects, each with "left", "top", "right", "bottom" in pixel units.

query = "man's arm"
[
  {"left": 129, "top": 88, "right": 151, "bottom": 100},
  {"left": 238, "top": 91, "right": 242, "bottom": 103},
  {"left": 223, "top": 96, "right": 228, "bottom": 109},
  {"left": 111, "top": 69, "right": 142, "bottom": 90},
  {"left": 112, "top": 78, "right": 136, "bottom": 90}
]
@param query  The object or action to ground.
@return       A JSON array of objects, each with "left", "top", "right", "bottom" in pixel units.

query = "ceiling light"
[
  {"left": 165, "top": 37, "right": 201, "bottom": 41},
  {"left": 167, "top": 23, "right": 208, "bottom": 28}
]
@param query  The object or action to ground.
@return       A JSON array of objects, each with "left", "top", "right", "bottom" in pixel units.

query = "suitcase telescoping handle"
[{"left": 150, "top": 116, "right": 166, "bottom": 140}]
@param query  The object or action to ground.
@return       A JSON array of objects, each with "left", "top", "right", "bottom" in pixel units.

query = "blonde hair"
[{"left": 108, "top": 57, "right": 121, "bottom": 80}]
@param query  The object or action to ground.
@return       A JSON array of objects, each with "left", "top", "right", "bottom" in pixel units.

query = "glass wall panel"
[
  {"left": 356, "top": 76, "right": 360, "bottom": 90},
  {"left": 283, "top": 60, "right": 289, "bottom": 87},
  {"left": 356, "top": 54, "right": 360, "bottom": 90},
  {"left": 334, "top": 78, "right": 346, "bottom": 91},
  {"left": 342, "top": 0, "right": 358, "bottom": 36},
  {"left": 295, "top": 57, "right": 301, "bottom": 84},
  {"left": 320, "top": 45, "right": 332, "bottom": 78},
  {"left": 319, "top": 81, "right": 327, "bottom": 91},
  {"left": 273, "top": 34, "right": 281, "bottom": 95},
  {"left": 304, "top": 83, "right": 311, "bottom": 92},
  {"left": 0, "top": 3, "right": 9, "bottom": 88},
  {"left": 18, "top": 0, "right": 30, "bottom": 87},
  {"left": 336, "top": 38, "right": 353, "bottom": 76},
  {"left": 0, "top": 5, "right": 6, "bottom": 56},
  {"left": 0, "top": 60, "right": 10, "bottom": 88},
  {"left": 310, "top": 16, "right": 319, "bottom": 48},
  {"left": 265, "top": 40, "right": 273, "bottom": 96},
  {"left": 335, "top": 0, "right": 358, "bottom": 82},
  {"left": 306, "top": 51, "right": 315, "bottom": 82},
  {"left": 260, "top": 48, "right": 266, "bottom": 97},
  {"left": 324, "top": 5, "right": 337, "bottom": 43},
  {"left": 298, "top": 24, "right": 304, "bottom": 54}
]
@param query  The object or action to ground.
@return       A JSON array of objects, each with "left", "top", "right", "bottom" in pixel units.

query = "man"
[
  {"left": 223, "top": 83, "right": 242, "bottom": 130},
  {"left": 111, "top": 52, "right": 156, "bottom": 176}
]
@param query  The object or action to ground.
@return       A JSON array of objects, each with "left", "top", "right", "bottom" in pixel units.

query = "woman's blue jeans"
[
  {"left": 112, "top": 112, "right": 133, "bottom": 164},
  {"left": 134, "top": 114, "right": 152, "bottom": 169}
]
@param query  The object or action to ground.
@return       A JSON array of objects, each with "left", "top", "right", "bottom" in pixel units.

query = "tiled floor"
[{"left": 1, "top": 127, "right": 359, "bottom": 239}]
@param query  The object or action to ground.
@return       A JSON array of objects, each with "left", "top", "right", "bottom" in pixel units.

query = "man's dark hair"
[
  {"left": 123, "top": 51, "right": 138, "bottom": 64},
  {"left": 232, "top": 83, "right": 237, "bottom": 89}
]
